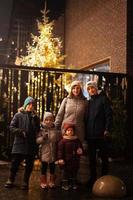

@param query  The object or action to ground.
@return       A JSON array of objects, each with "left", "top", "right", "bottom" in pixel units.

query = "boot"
[
  {"left": 61, "top": 179, "right": 70, "bottom": 191},
  {"left": 87, "top": 176, "right": 96, "bottom": 192},
  {"left": 5, "top": 172, "right": 15, "bottom": 188},
  {"left": 22, "top": 173, "right": 30, "bottom": 190},
  {"left": 49, "top": 174, "right": 55, "bottom": 188},
  {"left": 72, "top": 179, "right": 78, "bottom": 190},
  {"left": 5, "top": 179, "right": 14, "bottom": 188},
  {"left": 40, "top": 175, "right": 48, "bottom": 189},
  {"left": 21, "top": 181, "right": 29, "bottom": 190}
]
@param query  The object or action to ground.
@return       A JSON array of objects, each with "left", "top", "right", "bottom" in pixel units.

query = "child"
[
  {"left": 36, "top": 112, "right": 58, "bottom": 189},
  {"left": 56, "top": 122, "right": 83, "bottom": 191},
  {"left": 5, "top": 96, "right": 40, "bottom": 190}
]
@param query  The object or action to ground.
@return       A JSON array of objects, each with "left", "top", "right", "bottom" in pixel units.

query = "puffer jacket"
[
  {"left": 36, "top": 123, "right": 58, "bottom": 163},
  {"left": 55, "top": 96, "right": 88, "bottom": 142},
  {"left": 85, "top": 92, "right": 113, "bottom": 139},
  {"left": 10, "top": 110, "right": 40, "bottom": 155}
]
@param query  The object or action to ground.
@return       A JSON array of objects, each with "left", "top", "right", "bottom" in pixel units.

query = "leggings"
[{"left": 41, "top": 161, "right": 55, "bottom": 175}]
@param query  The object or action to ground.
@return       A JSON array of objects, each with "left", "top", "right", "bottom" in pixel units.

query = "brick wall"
[
  {"left": 54, "top": 15, "right": 65, "bottom": 58},
  {"left": 64, "top": 0, "right": 127, "bottom": 73}
]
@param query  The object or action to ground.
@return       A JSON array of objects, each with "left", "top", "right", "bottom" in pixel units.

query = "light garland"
[{"left": 20, "top": 9, "right": 65, "bottom": 68}]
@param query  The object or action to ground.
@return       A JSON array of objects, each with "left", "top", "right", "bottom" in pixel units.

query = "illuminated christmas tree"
[{"left": 20, "top": 9, "right": 65, "bottom": 68}]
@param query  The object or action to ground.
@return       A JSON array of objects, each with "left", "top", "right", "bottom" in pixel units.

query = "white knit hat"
[
  {"left": 43, "top": 112, "right": 54, "bottom": 121},
  {"left": 86, "top": 81, "right": 98, "bottom": 90},
  {"left": 70, "top": 80, "right": 81, "bottom": 89}
]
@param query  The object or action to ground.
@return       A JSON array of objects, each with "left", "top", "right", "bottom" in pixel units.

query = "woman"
[
  {"left": 55, "top": 80, "right": 88, "bottom": 143},
  {"left": 55, "top": 80, "right": 89, "bottom": 184}
]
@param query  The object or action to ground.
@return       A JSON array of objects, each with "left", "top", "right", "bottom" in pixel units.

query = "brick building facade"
[{"left": 63, "top": 0, "right": 127, "bottom": 73}]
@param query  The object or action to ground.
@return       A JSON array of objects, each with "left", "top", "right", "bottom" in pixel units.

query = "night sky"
[
  {"left": 0, "top": 0, "right": 13, "bottom": 39},
  {"left": 0, "top": 0, "right": 65, "bottom": 63},
  {"left": 0, "top": 0, "right": 65, "bottom": 39}
]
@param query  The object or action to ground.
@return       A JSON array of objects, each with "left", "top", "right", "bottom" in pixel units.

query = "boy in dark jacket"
[
  {"left": 5, "top": 96, "right": 40, "bottom": 190},
  {"left": 85, "top": 81, "right": 113, "bottom": 191},
  {"left": 56, "top": 122, "right": 83, "bottom": 190}
]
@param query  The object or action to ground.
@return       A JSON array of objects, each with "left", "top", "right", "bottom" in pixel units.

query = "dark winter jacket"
[
  {"left": 85, "top": 92, "right": 113, "bottom": 140},
  {"left": 10, "top": 110, "right": 40, "bottom": 155}
]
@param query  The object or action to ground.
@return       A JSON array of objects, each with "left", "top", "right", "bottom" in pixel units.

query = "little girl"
[
  {"left": 36, "top": 112, "right": 58, "bottom": 189},
  {"left": 56, "top": 122, "right": 83, "bottom": 190}
]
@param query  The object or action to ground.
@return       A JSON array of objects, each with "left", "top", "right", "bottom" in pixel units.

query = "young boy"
[
  {"left": 5, "top": 96, "right": 40, "bottom": 190},
  {"left": 85, "top": 81, "right": 113, "bottom": 191},
  {"left": 36, "top": 112, "right": 58, "bottom": 189},
  {"left": 56, "top": 122, "right": 83, "bottom": 190}
]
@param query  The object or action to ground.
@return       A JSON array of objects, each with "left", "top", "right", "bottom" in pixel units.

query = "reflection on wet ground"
[{"left": 0, "top": 159, "right": 133, "bottom": 200}]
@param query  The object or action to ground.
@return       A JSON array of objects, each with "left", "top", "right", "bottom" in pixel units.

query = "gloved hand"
[
  {"left": 55, "top": 159, "right": 65, "bottom": 165},
  {"left": 104, "top": 130, "right": 110, "bottom": 137},
  {"left": 104, "top": 130, "right": 112, "bottom": 141}
]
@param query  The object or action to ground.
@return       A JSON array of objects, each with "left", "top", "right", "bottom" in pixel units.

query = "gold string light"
[{"left": 20, "top": 9, "right": 65, "bottom": 68}]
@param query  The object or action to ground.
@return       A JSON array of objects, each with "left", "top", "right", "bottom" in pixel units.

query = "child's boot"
[
  {"left": 21, "top": 172, "right": 30, "bottom": 190},
  {"left": 61, "top": 179, "right": 70, "bottom": 191},
  {"left": 40, "top": 175, "right": 48, "bottom": 189},
  {"left": 5, "top": 172, "right": 15, "bottom": 188},
  {"left": 49, "top": 174, "right": 55, "bottom": 188},
  {"left": 72, "top": 178, "right": 78, "bottom": 190},
  {"left": 21, "top": 181, "right": 29, "bottom": 190},
  {"left": 5, "top": 178, "right": 14, "bottom": 188}
]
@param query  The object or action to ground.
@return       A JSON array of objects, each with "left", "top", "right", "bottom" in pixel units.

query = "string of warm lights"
[{"left": 20, "top": 9, "right": 65, "bottom": 68}]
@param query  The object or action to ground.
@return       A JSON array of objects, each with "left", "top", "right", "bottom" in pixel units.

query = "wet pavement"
[{"left": 0, "top": 159, "right": 133, "bottom": 200}]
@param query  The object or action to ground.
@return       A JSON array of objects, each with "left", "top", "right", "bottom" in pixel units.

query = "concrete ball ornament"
[{"left": 92, "top": 175, "right": 127, "bottom": 198}]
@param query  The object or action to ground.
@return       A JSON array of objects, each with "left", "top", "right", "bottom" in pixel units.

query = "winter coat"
[
  {"left": 85, "top": 92, "right": 113, "bottom": 140},
  {"left": 57, "top": 135, "right": 83, "bottom": 172},
  {"left": 10, "top": 110, "right": 40, "bottom": 155},
  {"left": 55, "top": 96, "right": 88, "bottom": 142},
  {"left": 36, "top": 123, "right": 58, "bottom": 163}
]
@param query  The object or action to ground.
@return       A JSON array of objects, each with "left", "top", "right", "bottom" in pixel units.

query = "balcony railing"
[{"left": 0, "top": 64, "right": 127, "bottom": 159}]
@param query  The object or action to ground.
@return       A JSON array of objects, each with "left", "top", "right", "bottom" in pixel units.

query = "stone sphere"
[{"left": 92, "top": 175, "right": 127, "bottom": 198}]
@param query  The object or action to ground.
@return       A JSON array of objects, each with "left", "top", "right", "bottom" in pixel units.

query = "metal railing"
[{"left": 0, "top": 64, "right": 127, "bottom": 159}]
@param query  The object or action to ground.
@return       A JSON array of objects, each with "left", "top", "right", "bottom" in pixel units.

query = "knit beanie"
[
  {"left": 43, "top": 112, "right": 54, "bottom": 121},
  {"left": 63, "top": 122, "right": 75, "bottom": 132},
  {"left": 23, "top": 96, "right": 35, "bottom": 109},
  {"left": 70, "top": 80, "right": 81, "bottom": 89},
  {"left": 86, "top": 81, "right": 98, "bottom": 90}
]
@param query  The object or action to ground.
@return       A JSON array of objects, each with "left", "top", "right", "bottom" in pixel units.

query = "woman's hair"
[
  {"left": 69, "top": 87, "right": 85, "bottom": 98},
  {"left": 69, "top": 80, "right": 85, "bottom": 98}
]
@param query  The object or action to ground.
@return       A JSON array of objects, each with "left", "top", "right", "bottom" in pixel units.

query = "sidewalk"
[{"left": 0, "top": 159, "right": 133, "bottom": 200}]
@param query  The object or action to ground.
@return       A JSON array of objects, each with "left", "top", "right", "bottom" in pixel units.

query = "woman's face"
[{"left": 71, "top": 85, "right": 81, "bottom": 96}]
